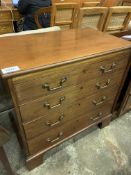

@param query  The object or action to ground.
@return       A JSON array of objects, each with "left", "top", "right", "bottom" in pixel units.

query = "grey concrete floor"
[{"left": 0, "top": 111, "right": 131, "bottom": 175}]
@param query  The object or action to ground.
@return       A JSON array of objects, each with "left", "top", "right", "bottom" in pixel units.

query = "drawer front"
[
  {"left": 13, "top": 50, "right": 130, "bottom": 104},
  {"left": 0, "top": 11, "right": 12, "bottom": 21},
  {"left": 27, "top": 110, "right": 111, "bottom": 155},
  {"left": 23, "top": 103, "right": 112, "bottom": 140},
  {"left": 0, "top": 22, "right": 13, "bottom": 34},
  {"left": 20, "top": 72, "right": 124, "bottom": 123}
]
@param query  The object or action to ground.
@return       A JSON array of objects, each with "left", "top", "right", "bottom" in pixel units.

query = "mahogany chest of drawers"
[{"left": 0, "top": 28, "right": 130, "bottom": 170}]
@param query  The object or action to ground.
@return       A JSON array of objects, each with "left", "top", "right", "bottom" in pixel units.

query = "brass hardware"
[
  {"left": 96, "top": 79, "right": 110, "bottom": 89},
  {"left": 42, "top": 77, "right": 67, "bottom": 91},
  {"left": 45, "top": 114, "right": 64, "bottom": 127},
  {"left": 100, "top": 63, "right": 116, "bottom": 73},
  {"left": 47, "top": 132, "right": 63, "bottom": 143},
  {"left": 90, "top": 112, "right": 103, "bottom": 121},
  {"left": 92, "top": 96, "right": 106, "bottom": 106},
  {"left": 44, "top": 96, "right": 65, "bottom": 109}
]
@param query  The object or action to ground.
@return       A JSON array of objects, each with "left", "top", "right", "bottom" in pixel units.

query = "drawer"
[
  {"left": 12, "top": 50, "right": 130, "bottom": 104},
  {"left": 20, "top": 73, "right": 124, "bottom": 123},
  {"left": 27, "top": 110, "right": 111, "bottom": 155},
  {"left": 23, "top": 103, "right": 112, "bottom": 140},
  {"left": 0, "top": 11, "right": 12, "bottom": 21},
  {"left": 0, "top": 22, "right": 13, "bottom": 34}
]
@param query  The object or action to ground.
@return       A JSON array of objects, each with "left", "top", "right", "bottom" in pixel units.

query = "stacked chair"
[
  {"left": 103, "top": 6, "right": 131, "bottom": 33},
  {"left": 34, "top": 4, "right": 131, "bottom": 35},
  {"left": 76, "top": 7, "right": 108, "bottom": 31},
  {"left": 51, "top": 3, "right": 79, "bottom": 29}
]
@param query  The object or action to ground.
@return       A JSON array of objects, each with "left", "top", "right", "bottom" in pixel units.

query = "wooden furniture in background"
[
  {"left": 82, "top": 1, "right": 100, "bottom": 7},
  {"left": 103, "top": 6, "right": 131, "bottom": 34},
  {"left": 81, "top": 0, "right": 101, "bottom": 7},
  {"left": 0, "top": 125, "right": 16, "bottom": 175},
  {"left": 0, "top": 6, "right": 21, "bottom": 34},
  {"left": 52, "top": 0, "right": 101, "bottom": 7},
  {"left": 34, "top": 7, "right": 53, "bottom": 29},
  {"left": 52, "top": 3, "right": 78, "bottom": 29},
  {"left": 0, "top": 7, "right": 14, "bottom": 34},
  {"left": 0, "top": 28, "right": 130, "bottom": 170},
  {"left": 122, "top": 0, "right": 131, "bottom": 6},
  {"left": 102, "top": 0, "right": 122, "bottom": 7},
  {"left": 76, "top": 7, "right": 108, "bottom": 31}
]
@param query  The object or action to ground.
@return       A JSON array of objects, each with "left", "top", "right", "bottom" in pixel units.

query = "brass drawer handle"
[
  {"left": 47, "top": 132, "right": 63, "bottom": 143},
  {"left": 90, "top": 112, "right": 103, "bottom": 121},
  {"left": 42, "top": 77, "right": 67, "bottom": 91},
  {"left": 100, "top": 63, "right": 116, "bottom": 73},
  {"left": 44, "top": 96, "right": 65, "bottom": 109},
  {"left": 45, "top": 114, "right": 64, "bottom": 127},
  {"left": 96, "top": 79, "right": 110, "bottom": 89},
  {"left": 92, "top": 96, "right": 106, "bottom": 106}
]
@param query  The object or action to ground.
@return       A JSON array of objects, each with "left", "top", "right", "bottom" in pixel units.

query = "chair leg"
[{"left": 0, "top": 146, "right": 16, "bottom": 175}]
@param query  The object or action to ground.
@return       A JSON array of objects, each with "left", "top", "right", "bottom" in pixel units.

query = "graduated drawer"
[
  {"left": 20, "top": 72, "right": 125, "bottom": 123},
  {"left": 23, "top": 101, "right": 112, "bottom": 140},
  {"left": 0, "top": 22, "right": 13, "bottom": 34},
  {"left": 12, "top": 50, "right": 130, "bottom": 105},
  {"left": 0, "top": 10, "right": 12, "bottom": 21},
  {"left": 27, "top": 109, "right": 111, "bottom": 155}
]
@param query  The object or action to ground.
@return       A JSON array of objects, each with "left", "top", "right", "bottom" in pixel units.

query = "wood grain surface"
[{"left": 0, "top": 28, "right": 131, "bottom": 78}]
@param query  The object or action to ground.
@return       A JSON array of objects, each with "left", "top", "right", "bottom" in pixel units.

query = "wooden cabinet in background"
[{"left": 0, "top": 7, "right": 14, "bottom": 34}]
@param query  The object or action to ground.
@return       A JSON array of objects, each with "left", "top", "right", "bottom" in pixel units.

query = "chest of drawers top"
[{"left": 0, "top": 28, "right": 131, "bottom": 79}]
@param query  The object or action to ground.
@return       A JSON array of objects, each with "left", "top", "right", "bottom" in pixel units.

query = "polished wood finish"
[
  {"left": 0, "top": 28, "right": 131, "bottom": 78},
  {"left": 76, "top": 7, "right": 108, "bottom": 31},
  {"left": 12, "top": 50, "right": 129, "bottom": 105},
  {"left": 0, "top": 28, "right": 131, "bottom": 170},
  {"left": 103, "top": 6, "right": 131, "bottom": 34}
]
